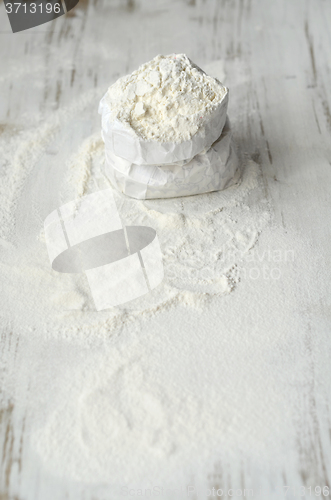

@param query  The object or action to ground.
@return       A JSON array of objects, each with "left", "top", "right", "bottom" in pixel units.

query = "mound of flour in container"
[{"left": 103, "top": 53, "right": 227, "bottom": 143}]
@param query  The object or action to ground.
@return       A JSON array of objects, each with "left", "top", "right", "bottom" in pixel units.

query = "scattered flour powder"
[
  {"left": 103, "top": 53, "right": 227, "bottom": 143},
  {"left": 0, "top": 110, "right": 280, "bottom": 492},
  {"left": 0, "top": 61, "right": 321, "bottom": 499}
]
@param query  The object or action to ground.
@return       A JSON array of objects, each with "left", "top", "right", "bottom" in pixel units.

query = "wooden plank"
[{"left": 0, "top": 0, "right": 331, "bottom": 498}]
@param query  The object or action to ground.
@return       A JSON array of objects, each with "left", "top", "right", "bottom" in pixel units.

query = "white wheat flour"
[{"left": 102, "top": 53, "right": 227, "bottom": 143}]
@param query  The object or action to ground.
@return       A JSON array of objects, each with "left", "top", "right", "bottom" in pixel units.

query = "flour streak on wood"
[{"left": 0, "top": 0, "right": 331, "bottom": 498}]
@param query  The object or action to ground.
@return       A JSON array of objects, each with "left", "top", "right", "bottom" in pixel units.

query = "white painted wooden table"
[{"left": 1, "top": 0, "right": 331, "bottom": 499}]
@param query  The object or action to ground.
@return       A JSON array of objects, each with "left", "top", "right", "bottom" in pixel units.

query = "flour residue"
[
  {"left": 0, "top": 60, "right": 274, "bottom": 491},
  {"left": 0, "top": 96, "right": 271, "bottom": 342}
]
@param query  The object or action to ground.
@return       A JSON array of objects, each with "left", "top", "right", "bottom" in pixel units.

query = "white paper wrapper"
[
  {"left": 98, "top": 88, "right": 229, "bottom": 166},
  {"left": 103, "top": 118, "right": 239, "bottom": 200}
]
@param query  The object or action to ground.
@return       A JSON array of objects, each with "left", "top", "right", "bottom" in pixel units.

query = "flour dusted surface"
[
  {"left": 103, "top": 54, "right": 227, "bottom": 143},
  {"left": 1, "top": 49, "right": 328, "bottom": 499}
]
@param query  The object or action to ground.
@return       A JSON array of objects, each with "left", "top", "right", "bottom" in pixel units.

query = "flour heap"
[
  {"left": 99, "top": 54, "right": 237, "bottom": 199},
  {"left": 103, "top": 53, "right": 228, "bottom": 143}
]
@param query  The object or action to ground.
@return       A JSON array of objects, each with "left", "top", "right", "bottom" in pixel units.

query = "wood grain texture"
[{"left": 0, "top": 0, "right": 331, "bottom": 499}]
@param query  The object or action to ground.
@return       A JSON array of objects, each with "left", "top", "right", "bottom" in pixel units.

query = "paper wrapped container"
[
  {"left": 103, "top": 117, "right": 239, "bottom": 200},
  {"left": 98, "top": 88, "right": 229, "bottom": 166}
]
